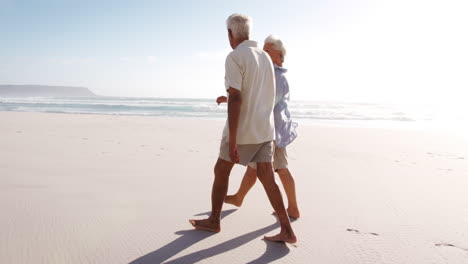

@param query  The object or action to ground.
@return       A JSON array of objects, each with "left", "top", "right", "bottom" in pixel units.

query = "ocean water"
[{"left": 0, "top": 96, "right": 465, "bottom": 129}]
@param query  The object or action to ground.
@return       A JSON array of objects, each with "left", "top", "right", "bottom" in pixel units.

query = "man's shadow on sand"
[{"left": 129, "top": 209, "right": 291, "bottom": 264}]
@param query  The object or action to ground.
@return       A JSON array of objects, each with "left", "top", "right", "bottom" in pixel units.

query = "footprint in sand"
[
  {"left": 346, "top": 228, "right": 379, "bottom": 236},
  {"left": 435, "top": 243, "right": 468, "bottom": 252},
  {"left": 436, "top": 168, "right": 453, "bottom": 172},
  {"left": 427, "top": 152, "right": 465, "bottom": 160},
  {"left": 140, "top": 145, "right": 146, "bottom": 147},
  {"left": 16, "top": 130, "right": 22, "bottom": 133},
  {"left": 82, "top": 138, "right": 88, "bottom": 140},
  {"left": 394, "top": 160, "right": 419, "bottom": 166}
]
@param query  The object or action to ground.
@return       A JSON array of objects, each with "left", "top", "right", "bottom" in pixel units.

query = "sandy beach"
[{"left": 1, "top": 111, "right": 467, "bottom": 264}]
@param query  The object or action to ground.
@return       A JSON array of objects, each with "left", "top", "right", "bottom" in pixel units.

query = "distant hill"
[{"left": 0, "top": 85, "right": 97, "bottom": 97}]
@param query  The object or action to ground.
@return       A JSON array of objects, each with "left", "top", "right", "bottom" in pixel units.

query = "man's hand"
[
  {"left": 229, "top": 140, "right": 240, "bottom": 163},
  {"left": 216, "top": 96, "right": 227, "bottom": 105}
]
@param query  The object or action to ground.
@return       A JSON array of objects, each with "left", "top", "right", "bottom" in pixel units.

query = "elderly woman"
[{"left": 217, "top": 35, "right": 300, "bottom": 219}]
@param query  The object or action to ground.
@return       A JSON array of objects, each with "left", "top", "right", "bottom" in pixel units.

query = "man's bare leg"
[
  {"left": 225, "top": 166, "right": 257, "bottom": 207},
  {"left": 256, "top": 162, "right": 297, "bottom": 243},
  {"left": 276, "top": 168, "right": 300, "bottom": 219},
  {"left": 189, "top": 158, "right": 235, "bottom": 232}
]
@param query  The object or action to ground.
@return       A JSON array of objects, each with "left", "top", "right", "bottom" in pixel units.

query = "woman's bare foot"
[
  {"left": 189, "top": 219, "right": 220, "bottom": 233},
  {"left": 224, "top": 195, "right": 243, "bottom": 207},
  {"left": 264, "top": 231, "right": 297, "bottom": 244},
  {"left": 286, "top": 207, "right": 300, "bottom": 219},
  {"left": 272, "top": 207, "right": 300, "bottom": 219}
]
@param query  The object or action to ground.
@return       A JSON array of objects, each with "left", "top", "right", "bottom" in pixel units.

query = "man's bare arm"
[{"left": 227, "top": 88, "right": 241, "bottom": 163}]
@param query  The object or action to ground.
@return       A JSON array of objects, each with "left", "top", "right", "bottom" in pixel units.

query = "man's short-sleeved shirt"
[{"left": 222, "top": 40, "right": 276, "bottom": 145}]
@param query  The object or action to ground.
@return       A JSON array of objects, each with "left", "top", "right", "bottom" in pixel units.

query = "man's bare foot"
[
  {"left": 264, "top": 232, "right": 297, "bottom": 244},
  {"left": 224, "top": 195, "right": 243, "bottom": 207},
  {"left": 272, "top": 207, "right": 300, "bottom": 219},
  {"left": 189, "top": 219, "right": 220, "bottom": 233}
]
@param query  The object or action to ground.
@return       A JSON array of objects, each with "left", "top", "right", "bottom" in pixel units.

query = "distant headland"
[{"left": 0, "top": 85, "right": 97, "bottom": 97}]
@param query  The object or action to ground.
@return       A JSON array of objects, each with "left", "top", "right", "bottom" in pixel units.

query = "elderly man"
[
  {"left": 221, "top": 35, "right": 300, "bottom": 219},
  {"left": 189, "top": 14, "right": 297, "bottom": 243}
]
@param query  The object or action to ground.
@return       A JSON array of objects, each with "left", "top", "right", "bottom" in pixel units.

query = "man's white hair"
[
  {"left": 226, "top": 13, "right": 252, "bottom": 39},
  {"left": 265, "top": 34, "right": 287, "bottom": 58}
]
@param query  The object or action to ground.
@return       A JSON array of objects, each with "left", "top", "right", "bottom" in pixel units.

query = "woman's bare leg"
[
  {"left": 276, "top": 168, "right": 300, "bottom": 219},
  {"left": 224, "top": 166, "right": 257, "bottom": 207}
]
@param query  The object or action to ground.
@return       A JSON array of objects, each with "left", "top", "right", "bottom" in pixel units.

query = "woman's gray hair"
[
  {"left": 265, "top": 34, "right": 287, "bottom": 60},
  {"left": 226, "top": 13, "right": 252, "bottom": 39}
]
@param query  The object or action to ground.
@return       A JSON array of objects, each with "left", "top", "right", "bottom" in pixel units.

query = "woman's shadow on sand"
[{"left": 129, "top": 209, "right": 290, "bottom": 264}]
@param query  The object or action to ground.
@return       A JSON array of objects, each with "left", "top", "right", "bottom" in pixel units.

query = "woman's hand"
[{"left": 216, "top": 96, "right": 227, "bottom": 105}]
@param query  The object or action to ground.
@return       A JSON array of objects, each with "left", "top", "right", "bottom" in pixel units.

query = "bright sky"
[{"left": 1, "top": 0, "right": 467, "bottom": 103}]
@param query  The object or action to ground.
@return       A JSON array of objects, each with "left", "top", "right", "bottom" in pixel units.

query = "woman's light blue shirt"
[{"left": 274, "top": 65, "right": 298, "bottom": 148}]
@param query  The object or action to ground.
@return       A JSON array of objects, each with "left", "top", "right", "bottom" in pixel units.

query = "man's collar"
[{"left": 237, "top": 40, "right": 258, "bottom": 49}]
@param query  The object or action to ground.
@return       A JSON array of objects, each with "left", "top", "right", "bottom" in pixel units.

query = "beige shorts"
[
  {"left": 219, "top": 139, "right": 274, "bottom": 166},
  {"left": 248, "top": 145, "right": 288, "bottom": 171}
]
